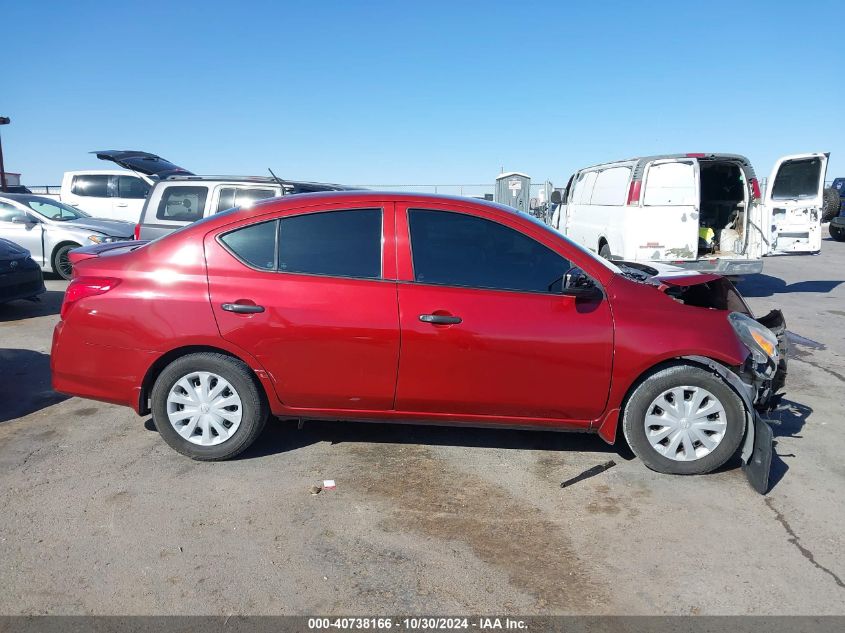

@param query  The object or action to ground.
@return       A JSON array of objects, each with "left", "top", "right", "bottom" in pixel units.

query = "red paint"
[
  {"left": 51, "top": 192, "right": 751, "bottom": 444},
  {"left": 626, "top": 180, "right": 642, "bottom": 205}
]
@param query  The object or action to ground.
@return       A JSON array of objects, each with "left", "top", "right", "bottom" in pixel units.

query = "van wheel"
[
  {"left": 151, "top": 352, "right": 268, "bottom": 460},
  {"left": 599, "top": 242, "right": 612, "bottom": 259},
  {"left": 52, "top": 244, "right": 78, "bottom": 280},
  {"left": 830, "top": 224, "right": 845, "bottom": 242},
  {"left": 822, "top": 188, "right": 841, "bottom": 223},
  {"left": 622, "top": 364, "right": 745, "bottom": 475}
]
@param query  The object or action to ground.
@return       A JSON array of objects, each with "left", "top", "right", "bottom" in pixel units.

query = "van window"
[
  {"left": 71, "top": 175, "right": 110, "bottom": 197},
  {"left": 220, "top": 220, "right": 277, "bottom": 270},
  {"left": 408, "top": 209, "right": 571, "bottom": 293},
  {"left": 156, "top": 186, "right": 208, "bottom": 222},
  {"left": 216, "top": 188, "right": 277, "bottom": 213},
  {"left": 643, "top": 161, "right": 697, "bottom": 206},
  {"left": 571, "top": 171, "right": 598, "bottom": 204},
  {"left": 771, "top": 158, "right": 822, "bottom": 200},
  {"left": 590, "top": 167, "right": 631, "bottom": 206},
  {"left": 117, "top": 176, "right": 150, "bottom": 199},
  {"left": 278, "top": 209, "right": 382, "bottom": 279}
]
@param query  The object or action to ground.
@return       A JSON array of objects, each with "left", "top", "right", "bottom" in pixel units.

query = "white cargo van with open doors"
[{"left": 550, "top": 152, "right": 828, "bottom": 274}]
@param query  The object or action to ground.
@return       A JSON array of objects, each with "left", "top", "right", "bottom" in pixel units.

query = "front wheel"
[
  {"left": 151, "top": 352, "right": 268, "bottom": 460},
  {"left": 622, "top": 364, "right": 745, "bottom": 475},
  {"left": 52, "top": 244, "right": 78, "bottom": 280}
]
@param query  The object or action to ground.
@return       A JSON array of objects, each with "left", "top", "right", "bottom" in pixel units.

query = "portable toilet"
[{"left": 495, "top": 172, "right": 530, "bottom": 212}]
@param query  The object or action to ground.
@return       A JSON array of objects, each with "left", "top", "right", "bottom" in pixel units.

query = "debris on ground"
[
  {"left": 309, "top": 485, "right": 322, "bottom": 495},
  {"left": 323, "top": 479, "right": 336, "bottom": 490},
  {"left": 560, "top": 460, "right": 616, "bottom": 489}
]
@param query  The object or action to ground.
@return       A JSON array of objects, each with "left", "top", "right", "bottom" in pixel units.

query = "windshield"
[
  {"left": 521, "top": 211, "right": 621, "bottom": 273},
  {"left": 771, "top": 158, "right": 822, "bottom": 200},
  {"left": 25, "top": 198, "right": 90, "bottom": 221}
]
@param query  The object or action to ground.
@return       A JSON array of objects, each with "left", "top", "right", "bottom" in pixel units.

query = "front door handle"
[
  {"left": 222, "top": 302, "right": 265, "bottom": 314},
  {"left": 419, "top": 313, "right": 462, "bottom": 325}
]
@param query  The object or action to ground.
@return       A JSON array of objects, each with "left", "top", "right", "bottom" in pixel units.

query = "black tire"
[
  {"left": 599, "top": 242, "right": 612, "bottom": 259},
  {"left": 622, "top": 364, "right": 745, "bottom": 475},
  {"left": 822, "top": 188, "right": 841, "bottom": 223},
  {"left": 151, "top": 352, "right": 268, "bottom": 460},
  {"left": 830, "top": 224, "right": 845, "bottom": 242},
  {"left": 52, "top": 244, "right": 78, "bottom": 280}
]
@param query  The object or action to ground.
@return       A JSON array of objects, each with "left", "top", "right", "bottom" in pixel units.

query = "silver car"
[{"left": 0, "top": 194, "right": 134, "bottom": 280}]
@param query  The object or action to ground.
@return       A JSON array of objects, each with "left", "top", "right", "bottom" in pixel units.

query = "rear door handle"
[
  {"left": 222, "top": 303, "right": 265, "bottom": 314},
  {"left": 419, "top": 314, "right": 462, "bottom": 325}
]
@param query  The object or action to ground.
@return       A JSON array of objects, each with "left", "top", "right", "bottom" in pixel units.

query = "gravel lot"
[{"left": 1, "top": 238, "right": 843, "bottom": 615}]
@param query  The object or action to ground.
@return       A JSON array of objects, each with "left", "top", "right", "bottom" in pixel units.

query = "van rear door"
[
  {"left": 635, "top": 159, "right": 700, "bottom": 262},
  {"left": 764, "top": 152, "right": 828, "bottom": 254}
]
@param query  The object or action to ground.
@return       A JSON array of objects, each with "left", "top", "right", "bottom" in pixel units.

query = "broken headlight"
[{"left": 728, "top": 312, "right": 779, "bottom": 377}]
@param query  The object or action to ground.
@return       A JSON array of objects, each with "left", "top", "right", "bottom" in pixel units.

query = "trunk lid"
[{"left": 93, "top": 150, "right": 193, "bottom": 179}]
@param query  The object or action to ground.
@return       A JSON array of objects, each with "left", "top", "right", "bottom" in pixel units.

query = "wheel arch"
[
  {"left": 138, "top": 344, "right": 273, "bottom": 416},
  {"left": 50, "top": 240, "right": 82, "bottom": 272},
  {"left": 597, "top": 356, "right": 747, "bottom": 445}
]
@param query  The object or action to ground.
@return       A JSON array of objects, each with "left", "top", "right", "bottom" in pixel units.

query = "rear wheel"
[
  {"left": 822, "top": 188, "right": 841, "bottom": 223},
  {"left": 830, "top": 224, "right": 845, "bottom": 242},
  {"left": 622, "top": 364, "right": 745, "bottom": 475},
  {"left": 151, "top": 352, "right": 268, "bottom": 460},
  {"left": 52, "top": 244, "right": 78, "bottom": 280}
]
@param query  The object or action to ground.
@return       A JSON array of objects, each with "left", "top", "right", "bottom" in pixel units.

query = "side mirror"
[{"left": 550, "top": 190, "right": 563, "bottom": 205}]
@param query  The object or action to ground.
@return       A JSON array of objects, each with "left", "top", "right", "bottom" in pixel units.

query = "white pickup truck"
[{"left": 31, "top": 151, "right": 191, "bottom": 223}]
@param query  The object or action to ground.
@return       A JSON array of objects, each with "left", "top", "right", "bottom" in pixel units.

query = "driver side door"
[{"left": 393, "top": 205, "right": 614, "bottom": 424}]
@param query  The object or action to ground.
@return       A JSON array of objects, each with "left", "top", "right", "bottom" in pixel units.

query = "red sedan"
[{"left": 51, "top": 192, "right": 784, "bottom": 487}]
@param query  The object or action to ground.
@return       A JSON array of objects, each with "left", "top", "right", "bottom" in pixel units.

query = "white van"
[{"left": 551, "top": 152, "right": 829, "bottom": 274}]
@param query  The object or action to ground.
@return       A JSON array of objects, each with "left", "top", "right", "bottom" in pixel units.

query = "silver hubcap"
[
  {"left": 644, "top": 386, "right": 727, "bottom": 461},
  {"left": 166, "top": 371, "right": 242, "bottom": 446}
]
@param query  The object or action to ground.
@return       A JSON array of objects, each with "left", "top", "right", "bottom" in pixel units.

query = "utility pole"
[{"left": 0, "top": 116, "right": 9, "bottom": 193}]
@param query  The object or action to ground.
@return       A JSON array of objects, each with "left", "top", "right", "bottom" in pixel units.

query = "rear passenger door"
[
  {"left": 764, "top": 152, "right": 828, "bottom": 254},
  {"left": 205, "top": 202, "right": 400, "bottom": 411},
  {"left": 63, "top": 174, "right": 113, "bottom": 217}
]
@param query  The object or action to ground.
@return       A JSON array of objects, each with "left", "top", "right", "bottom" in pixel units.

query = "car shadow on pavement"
[
  {"left": 735, "top": 274, "right": 843, "bottom": 298},
  {"left": 144, "top": 416, "right": 629, "bottom": 461},
  {"left": 0, "top": 290, "right": 64, "bottom": 321},
  {"left": 765, "top": 398, "right": 813, "bottom": 490},
  {"left": 0, "top": 349, "right": 68, "bottom": 423}
]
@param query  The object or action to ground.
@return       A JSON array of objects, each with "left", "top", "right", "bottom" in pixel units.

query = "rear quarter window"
[
  {"left": 156, "top": 186, "right": 208, "bottom": 222},
  {"left": 590, "top": 167, "right": 631, "bottom": 206},
  {"left": 220, "top": 220, "right": 277, "bottom": 270}
]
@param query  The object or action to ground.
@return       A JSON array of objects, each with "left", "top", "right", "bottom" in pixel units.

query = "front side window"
[
  {"left": 771, "top": 158, "right": 822, "bottom": 200},
  {"left": 220, "top": 220, "right": 277, "bottom": 270},
  {"left": 71, "top": 175, "right": 110, "bottom": 197},
  {"left": 0, "top": 202, "right": 27, "bottom": 222},
  {"left": 117, "top": 176, "right": 151, "bottom": 199},
  {"left": 216, "top": 188, "right": 277, "bottom": 213},
  {"left": 156, "top": 186, "right": 208, "bottom": 221},
  {"left": 408, "top": 209, "right": 571, "bottom": 293},
  {"left": 278, "top": 209, "right": 382, "bottom": 279}
]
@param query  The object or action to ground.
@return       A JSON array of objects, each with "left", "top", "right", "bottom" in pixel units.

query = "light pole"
[{"left": 0, "top": 116, "right": 9, "bottom": 193}]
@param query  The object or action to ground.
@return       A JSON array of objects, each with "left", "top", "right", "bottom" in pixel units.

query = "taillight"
[
  {"left": 60, "top": 276, "right": 121, "bottom": 320},
  {"left": 626, "top": 180, "right": 642, "bottom": 205},
  {"left": 750, "top": 178, "right": 761, "bottom": 200},
  {"left": 133, "top": 224, "right": 141, "bottom": 240},
  {"left": 685, "top": 153, "right": 706, "bottom": 158}
]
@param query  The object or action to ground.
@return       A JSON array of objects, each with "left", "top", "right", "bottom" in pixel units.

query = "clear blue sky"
[{"left": 3, "top": 0, "right": 843, "bottom": 190}]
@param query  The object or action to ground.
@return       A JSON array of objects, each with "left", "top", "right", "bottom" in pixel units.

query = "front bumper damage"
[{"left": 688, "top": 309, "right": 788, "bottom": 494}]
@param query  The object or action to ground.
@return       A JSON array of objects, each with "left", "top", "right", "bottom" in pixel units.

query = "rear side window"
[
  {"left": 408, "top": 209, "right": 571, "bottom": 293},
  {"left": 220, "top": 220, "right": 277, "bottom": 270},
  {"left": 71, "top": 175, "right": 110, "bottom": 197},
  {"left": 156, "top": 186, "right": 208, "bottom": 222},
  {"left": 590, "top": 167, "right": 631, "bottom": 206},
  {"left": 571, "top": 171, "right": 597, "bottom": 204},
  {"left": 117, "top": 176, "right": 150, "bottom": 199},
  {"left": 278, "top": 209, "right": 382, "bottom": 279},
  {"left": 643, "top": 161, "right": 697, "bottom": 206},
  {"left": 216, "top": 187, "right": 277, "bottom": 213},
  {"left": 771, "top": 158, "right": 822, "bottom": 200}
]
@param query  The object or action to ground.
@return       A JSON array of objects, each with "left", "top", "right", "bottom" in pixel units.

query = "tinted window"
[
  {"left": 408, "top": 209, "right": 571, "bottom": 293},
  {"left": 117, "top": 176, "right": 150, "bottom": 199},
  {"left": 771, "top": 158, "right": 822, "bottom": 200},
  {"left": 278, "top": 209, "right": 381, "bottom": 279},
  {"left": 156, "top": 186, "right": 208, "bottom": 221},
  {"left": 216, "top": 187, "right": 276, "bottom": 213},
  {"left": 71, "top": 175, "right": 110, "bottom": 197},
  {"left": 220, "top": 220, "right": 277, "bottom": 270}
]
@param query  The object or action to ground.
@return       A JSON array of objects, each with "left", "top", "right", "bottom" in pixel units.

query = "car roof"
[
  {"left": 0, "top": 193, "right": 66, "bottom": 205},
  {"left": 578, "top": 153, "right": 756, "bottom": 180}
]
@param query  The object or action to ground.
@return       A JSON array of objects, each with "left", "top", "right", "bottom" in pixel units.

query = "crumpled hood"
[{"left": 65, "top": 218, "right": 135, "bottom": 238}]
